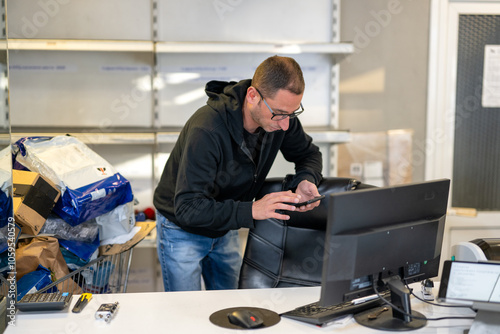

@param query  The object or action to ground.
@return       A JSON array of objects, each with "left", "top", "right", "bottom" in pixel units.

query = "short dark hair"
[{"left": 252, "top": 55, "right": 305, "bottom": 98}]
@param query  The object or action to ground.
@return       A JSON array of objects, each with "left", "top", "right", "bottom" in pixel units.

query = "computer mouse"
[{"left": 227, "top": 309, "right": 264, "bottom": 329}]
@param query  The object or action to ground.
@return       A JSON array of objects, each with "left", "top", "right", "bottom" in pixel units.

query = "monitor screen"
[
  {"left": 320, "top": 179, "right": 450, "bottom": 330},
  {"left": 439, "top": 260, "right": 500, "bottom": 332},
  {"left": 439, "top": 260, "right": 500, "bottom": 306}
]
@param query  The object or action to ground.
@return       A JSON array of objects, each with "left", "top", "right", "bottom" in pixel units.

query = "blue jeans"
[{"left": 156, "top": 211, "right": 242, "bottom": 291}]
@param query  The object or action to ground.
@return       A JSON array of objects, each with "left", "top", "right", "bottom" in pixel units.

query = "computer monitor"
[
  {"left": 320, "top": 179, "right": 450, "bottom": 331},
  {"left": 439, "top": 260, "right": 500, "bottom": 334}
]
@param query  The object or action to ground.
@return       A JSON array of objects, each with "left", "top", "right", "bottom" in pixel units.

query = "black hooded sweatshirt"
[{"left": 153, "top": 79, "right": 322, "bottom": 238}]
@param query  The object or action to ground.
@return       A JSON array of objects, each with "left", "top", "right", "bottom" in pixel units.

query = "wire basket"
[
  {"left": 36, "top": 248, "right": 134, "bottom": 295},
  {"left": 0, "top": 274, "right": 10, "bottom": 297}
]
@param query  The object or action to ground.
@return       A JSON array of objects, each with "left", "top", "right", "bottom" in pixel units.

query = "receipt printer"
[{"left": 451, "top": 238, "right": 500, "bottom": 262}]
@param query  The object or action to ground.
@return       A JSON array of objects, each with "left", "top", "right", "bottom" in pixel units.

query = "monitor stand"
[
  {"left": 355, "top": 306, "right": 427, "bottom": 331},
  {"left": 354, "top": 276, "right": 427, "bottom": 331},
  {"left": 467, "top": 303, "right": 500, "bottom": 334}
]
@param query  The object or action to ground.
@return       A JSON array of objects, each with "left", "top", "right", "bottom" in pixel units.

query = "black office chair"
[{"left": 239, "top": 177, "right": 371, "bottom": 289}]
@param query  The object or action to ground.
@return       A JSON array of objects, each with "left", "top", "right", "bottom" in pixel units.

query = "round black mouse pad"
[{"left": 210, "top": 306, "right": 280, "bottom": 329}]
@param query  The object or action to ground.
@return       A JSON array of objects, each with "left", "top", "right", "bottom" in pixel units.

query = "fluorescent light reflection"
[
  {"left": 133, "top": 75, "right": 153, "bottom": 92},
  {"left": 164, "top": 72, "right": 201, "bottom": 84},
  {"left": 172, "top": 88, "right": 206, "bottom": 106}
]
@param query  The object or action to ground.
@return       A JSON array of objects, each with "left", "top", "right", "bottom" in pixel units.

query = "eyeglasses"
[{"left": 254, "top": 87, "right": 304, "bottom": 121}]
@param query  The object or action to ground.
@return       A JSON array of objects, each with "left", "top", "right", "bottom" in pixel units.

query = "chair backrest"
[{"left": 239, "top": 177, "right": 368, "bottom": 289}]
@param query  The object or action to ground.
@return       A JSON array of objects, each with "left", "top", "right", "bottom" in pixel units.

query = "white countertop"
[{"left": 5, "top": 285, "right": 475, "bottom": 334}]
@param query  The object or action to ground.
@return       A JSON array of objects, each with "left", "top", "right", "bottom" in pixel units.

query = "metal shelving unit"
[
  {"left": 155, "top": 41, "right": 354, "bottom": 55},
  {"left": 7, "top": 39, "right": 154, "bottom": 52},
  {"left": 8, "top": 39, "right": 354, "bottom": 56},
  {"left": 8, "top": 0, "right": 351, "bottom": 196},
  {"left": 11, "top": 128, "right": 351, "bottom": 146}
]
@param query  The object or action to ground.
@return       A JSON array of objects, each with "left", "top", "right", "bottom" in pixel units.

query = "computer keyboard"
[
  {"left": 17, "top": 292, "right": 73, "bottom": 312},
  {"left": 281, "top": 291, "right": 390, "bottom": 326}
]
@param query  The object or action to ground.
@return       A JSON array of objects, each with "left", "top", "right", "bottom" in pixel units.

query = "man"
[{"left": 154, "top": 55, "right": 323, "bottom": 291}]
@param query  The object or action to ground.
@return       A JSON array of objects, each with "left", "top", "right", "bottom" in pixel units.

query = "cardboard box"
[
  {"left": 99, "top": 221, "right": 156, "bottom": 256},
  {"left": 338, "top": 129, "right": 413, "bottom": 186},
  {"left": 13, "top": 170, "right": 61, "bottom": 235}
]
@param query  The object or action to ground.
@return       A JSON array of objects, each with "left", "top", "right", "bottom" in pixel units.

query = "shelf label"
[
  {"left": 9, "top": 64, "right": 77, "bottom": 72},
  {"left": 100, "top": 65, "right": 151, "bottom": 73}
]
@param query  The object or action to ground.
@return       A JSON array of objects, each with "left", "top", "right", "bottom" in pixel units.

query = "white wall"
[{"left": 339, "top": 0, "right": 431, "bottom": 183}]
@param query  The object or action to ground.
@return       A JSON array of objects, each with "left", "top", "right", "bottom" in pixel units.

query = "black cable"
[{"left": 372, "top": 281, "right": 476, "bottom": 322}]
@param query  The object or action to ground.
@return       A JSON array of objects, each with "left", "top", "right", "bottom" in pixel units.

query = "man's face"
[{"left": 248, "top": 87, "right": 303, "bottom": 133}]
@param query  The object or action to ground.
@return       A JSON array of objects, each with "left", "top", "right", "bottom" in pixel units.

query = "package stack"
[
  {"left": 0, "top": 146, "right": 16, "bottom": 253},
  {"left": 12, "top": 135, "right": 138, "bottom": 300}
]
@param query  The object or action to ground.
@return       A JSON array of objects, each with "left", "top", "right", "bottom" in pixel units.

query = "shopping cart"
[
  {"left": 0, "top": 274, "right": 11, "bottom": 297},
  {"left": 36, "top": 248, "right": 133, "bottom": 295}
]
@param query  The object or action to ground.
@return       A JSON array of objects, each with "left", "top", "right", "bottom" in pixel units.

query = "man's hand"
[
  {"left": 252, "top": 191, "right": 301, "bottom": 220},
  {"left": 294, "top": 180, "right": 321, "bottom": 212}
]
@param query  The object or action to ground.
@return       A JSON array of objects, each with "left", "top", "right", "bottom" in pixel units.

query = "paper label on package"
[
  {"left": 90, "top": 188, "right": 106, "bottom": 201},
  {"left": 482, "top": 45, "right": 500, "bottom": 108}
]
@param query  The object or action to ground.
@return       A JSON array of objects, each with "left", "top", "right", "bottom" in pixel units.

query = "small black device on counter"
[{"left": 17, "top": 292, "right": 73, "bottom": 312}]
